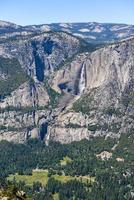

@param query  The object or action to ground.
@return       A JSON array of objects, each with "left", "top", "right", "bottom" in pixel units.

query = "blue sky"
[{"left": 0, "top": 0, "right": 134, "bottom": 25}]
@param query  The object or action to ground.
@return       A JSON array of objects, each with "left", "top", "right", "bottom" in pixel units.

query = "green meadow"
[{"left": 8, "top": 170, "right": 94, "bottom": 186}]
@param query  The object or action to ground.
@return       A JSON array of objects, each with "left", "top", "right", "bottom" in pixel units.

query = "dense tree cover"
[
  {"left": 0, "top": 133, "right": 133, "bottom": 199},
  {"left": 0, "top": 57, "right": 29, "bottom": 99},
  {"left": 0, "top": 140, "right": 67, "bottom": 178},
  {"left": 8, "top": 178, "right": 90, "bottom": 200}
]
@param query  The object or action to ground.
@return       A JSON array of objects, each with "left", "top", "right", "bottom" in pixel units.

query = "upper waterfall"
[{"left": 78, "top": 62, "right": 86, "bottom": 94}]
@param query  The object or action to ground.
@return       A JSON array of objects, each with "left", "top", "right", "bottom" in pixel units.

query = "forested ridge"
[{"left": 0, "top": 57, "right": 28, "bottom": 99}]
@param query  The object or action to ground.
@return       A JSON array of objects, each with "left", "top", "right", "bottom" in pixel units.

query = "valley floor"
[{"left": 8, "top": 170, "right": 94, "bottom": 186}]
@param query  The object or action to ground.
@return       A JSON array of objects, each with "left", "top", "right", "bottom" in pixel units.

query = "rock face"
[
  {"left": 0, "top": 29, "right": 82, "bottom": 142},
  {"left": 0, "top": 109, "right": 51, "bottom": 142},
  {"left": 0, "top": 81, "right": 49, "bottom": 108},
  {"left": 0, "top": 32, "right": 80, "bottom": 81},
  {"left": 0, "top": 21, "right": 133, "bottom": 143},
  {"left": 46, "top": 38, "right": 134, "bottom": 144}
]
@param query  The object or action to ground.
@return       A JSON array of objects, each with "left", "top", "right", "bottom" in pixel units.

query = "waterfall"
[{"left": 78, "top": 63, "right": 86, "bottom": 94}]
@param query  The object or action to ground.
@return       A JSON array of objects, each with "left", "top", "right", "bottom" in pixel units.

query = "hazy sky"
[{"left": 0, "top": 0, "right": 134, "bottom": 25}]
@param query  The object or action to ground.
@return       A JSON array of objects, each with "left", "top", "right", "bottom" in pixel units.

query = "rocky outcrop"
[
  {"left": 0, "top": 108, "right": 51, "bottom": 142},
  {"left": 46, "top": 126, "right": 91, "bottom": 144},
  {"left": 0, "top": 81, "right": 49, "bottom": 108},
  {"left": 0, "top": 130, "right": 27, "bottom": 143}
]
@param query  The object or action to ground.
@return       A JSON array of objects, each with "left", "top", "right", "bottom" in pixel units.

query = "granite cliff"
[
  {"left": 47, "top": 38, "right": 133, "bottom": 143},
  {"left": 0, "top": 21, "right": 133, "bottom": 143}
]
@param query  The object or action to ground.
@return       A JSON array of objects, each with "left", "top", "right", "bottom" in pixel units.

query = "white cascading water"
[{"left": 78, "top": 63, "right": 86, "bottom": 95}]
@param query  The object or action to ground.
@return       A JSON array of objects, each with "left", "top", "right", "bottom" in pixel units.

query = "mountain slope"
[
  {"left": 0, "top": 20, "right": 133, "bottom": 144},
  {"left": 0, "top": 20, "right": 133, "bottom": 200},
  {"left": 0, "top": 30, "right": 87, "bottom": 142}
]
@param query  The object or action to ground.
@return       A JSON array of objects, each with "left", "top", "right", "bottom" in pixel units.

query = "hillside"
[{"left": 0, "top": 20, "right": 133, "bottom": 144}]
